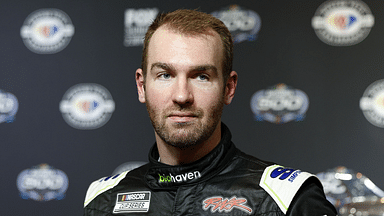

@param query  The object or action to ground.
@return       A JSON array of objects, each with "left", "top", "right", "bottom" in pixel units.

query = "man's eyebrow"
[
  {"left": 150, "top": 62, "right": 218, "bottom": 74},
  {"left": 150, "top": 62, "right": 175, "bottom": 71},
  {"left": 190, "top": 65, "right": 218, "bottom": 74}
]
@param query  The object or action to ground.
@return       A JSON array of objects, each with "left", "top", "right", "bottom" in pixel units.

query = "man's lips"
[
  {"left": 168, "top": 112, "right": 196, "bottom": 117},
  {"left": 167, "top": 112, "right": 198, "bottom": 122}
]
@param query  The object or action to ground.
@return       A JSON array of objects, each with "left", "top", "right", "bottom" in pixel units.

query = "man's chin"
[
  {"left": 162, "top": 128, "right": 203, "bottom": 148},
  {"left": 172, "top": 121, "right": 194, "bottom": 128},
  {"left": 164, "top": 138, "right": 201, "bottom": 149},
  {"left": 166, "top": 118, "right": 198, "bottom": 127},
  {"left": 154, "top": 119, "right": 218, "bottom": 148}
]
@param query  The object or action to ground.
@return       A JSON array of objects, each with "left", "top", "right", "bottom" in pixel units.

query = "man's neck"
[{"left": 156, "top": 123, "right": 222, "bottom": 166}]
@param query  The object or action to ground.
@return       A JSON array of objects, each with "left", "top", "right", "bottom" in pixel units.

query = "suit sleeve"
[{"left": 286, "top": 178, "right": 338, "bottom": 216}]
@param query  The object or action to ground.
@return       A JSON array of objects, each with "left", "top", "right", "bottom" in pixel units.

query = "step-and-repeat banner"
[{"left": 1, "top": 0, "right": 383, "bottom": 215}]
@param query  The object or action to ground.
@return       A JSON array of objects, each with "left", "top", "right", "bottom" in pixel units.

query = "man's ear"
[
  {"left": 224, "top": 71, "right": 238, "bottom": 105},
  {"left": 135, "top": 68, "right": 146, "bottom": 103}
]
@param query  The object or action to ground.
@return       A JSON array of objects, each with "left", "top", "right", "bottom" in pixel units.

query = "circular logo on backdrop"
[
  {"left": 312, "top": 0, "right": 374, "bottom": 46},
  {"left": 250, "top": 84, "right": 309, "bottom": 124},
  {"left": 359, "top": 79, "right": 384, "bottom": 128},
  {"left": 211, "top": 5, "right": 261, "bottom": 44},
  {"left": 59, "top": 83, "right": 115, "bottom": 130},
  {"left": 16, "top": 164, "right": 68, "bottom": 201},
  {"left": 20, "top": 8, "right": 75, "bottom": 54},
  {"left": 0, "top": 90, "right": 18, "bottom": 123}
]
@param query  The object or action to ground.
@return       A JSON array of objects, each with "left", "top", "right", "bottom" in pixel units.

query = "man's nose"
[{"left": 172, "top": 78, "right": 193, "bottom": 105}]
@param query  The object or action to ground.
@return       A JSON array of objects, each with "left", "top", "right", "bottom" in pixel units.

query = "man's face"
[{"left": 136, "top": 26, "right": 231, "bottom": 148}]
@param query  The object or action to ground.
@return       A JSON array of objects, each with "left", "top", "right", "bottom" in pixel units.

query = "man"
[{"left": 84, "top": 9, "right": 337, "bottom": 215}]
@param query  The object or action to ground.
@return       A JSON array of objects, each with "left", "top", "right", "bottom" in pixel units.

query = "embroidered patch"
[
  {"left": 113, "top": 191, "right": 151, "bottom": 214},
  {"left": 202, "top": 196, "right": 253, "bottom": 214},
  {"left": 259, "top": 164, "right": 315, "bottom": 214}
]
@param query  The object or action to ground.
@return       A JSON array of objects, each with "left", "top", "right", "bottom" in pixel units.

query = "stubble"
[{"left": 146, "top": 97, "right": 224, "bottom": 149}]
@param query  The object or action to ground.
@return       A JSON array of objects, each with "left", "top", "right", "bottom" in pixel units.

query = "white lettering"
[
  {"left": 170, "top": 173, "right": 175, "bottom": 182},
  {"left": 181, "top": 173, "right": 188, "bottom": 181},
  {"left": 167, "top": 171, "right": 202, "bottom": 183},
  {"left": 188, "top": 173, "right": 193, "bottom": 179},
  {"left": 22, "top": 175, "right": 64, "bottom": 190},
  {"left": 126, "top": 193, "right": 145, "bottom": 200},
  {"left": 120, "top": 202, "right": 145, "bottom": 209},
  {"left": 194, "top": 171, "right": 201, "bottom": 179},
  {"left": 125, "top": 9, "right": 158, "bottom": 26},
  {"left": 257, "top": 97, "right": 303, "bottom": 111}
]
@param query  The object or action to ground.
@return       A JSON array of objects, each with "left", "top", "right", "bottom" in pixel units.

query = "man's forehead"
[
  {"left": 149, "top": 25, "right": 222, "bottom": 49},
  {"left": 154, "top": 24, "right": 219, "bottom": 38},
  {"left": 147, "top": 26, "right": 223, "bottom": 65}
]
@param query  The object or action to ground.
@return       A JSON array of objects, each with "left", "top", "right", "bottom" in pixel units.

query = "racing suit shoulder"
[
  {"left": 235, "top": 150, "right": 275, "bottom": 168},
  {"left": 259, "top": 164, "right": 315, "bottom": 214},
  {"left": 258, "top": 164, "right": 337, "bottom": 215},
  {"left": 84, "top": 170, "right": 130, "bottom": 208},
  {"left": 234, "top": 151, "right": 336, "bottom": 215},
  {"left": 84, "top": 163, "right": 150, "bottom": 215},
  {"left": 287, "top": 176, "right": 338, "bottom": 215}
]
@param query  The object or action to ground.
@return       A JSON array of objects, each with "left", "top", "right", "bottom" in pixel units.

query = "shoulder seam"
[{"left": 237, "top": 153, "right": 271, "bottom": 167}]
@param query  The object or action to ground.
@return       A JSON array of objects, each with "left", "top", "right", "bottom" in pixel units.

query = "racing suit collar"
[{"left": 145, "top": 122, "right": 237, "bottom": 190}]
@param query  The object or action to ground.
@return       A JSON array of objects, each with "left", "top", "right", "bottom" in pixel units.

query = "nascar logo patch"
[{"left": 113, "top": 191, "right": 151, "bottom": 213}]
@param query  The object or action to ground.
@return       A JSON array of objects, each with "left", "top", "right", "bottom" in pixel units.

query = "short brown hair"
[{"left": 141, "top": 9, "right": 233, "bottom": 82}]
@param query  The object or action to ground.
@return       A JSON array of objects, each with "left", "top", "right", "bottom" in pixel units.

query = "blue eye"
[
  {"left": 159, "top": 73, "right": 171, "bottom": 80},
  {"left": 197, "top": 74, "right": 209, "bottom": 81}
]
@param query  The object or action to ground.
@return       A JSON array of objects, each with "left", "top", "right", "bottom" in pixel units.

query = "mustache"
[{"left": 163, "top": 107, "right": 204, "bottom": 117}]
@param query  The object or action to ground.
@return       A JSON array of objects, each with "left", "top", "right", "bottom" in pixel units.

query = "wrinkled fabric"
[{"left": 84, "top": 123, "right": 337, "bottom": 216}]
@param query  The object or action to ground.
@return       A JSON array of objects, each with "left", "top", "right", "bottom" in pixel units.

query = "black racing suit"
[{"left": 84, "top": 123, "right": 337, "bottom": 215}]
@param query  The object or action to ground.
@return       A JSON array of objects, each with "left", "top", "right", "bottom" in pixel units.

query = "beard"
[{"left": 146, "top": 97, "right": 224, "bottom": 149}]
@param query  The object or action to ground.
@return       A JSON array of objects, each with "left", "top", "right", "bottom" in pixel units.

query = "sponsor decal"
[
  {"left": 16, "top": 164, "right": 68, "bottom": 201},
  {"left": 124, "top": 8, "right": 159, "bottom": 47},
  {"left": 312, "top": 0, "right": 374, "bottom": 46},
  {"left": 203, "top": 196, "right": 253, "bottom": 214},
  {"left": 270, "top": 166, "right": 301, "bottom": 183},
  {"left": 99, "top": 173, "right": 122, "bottom": 183},
  {"left": 0, "top": 90, "right": 18, "bottom": 123},
  {"left": 113, "top": 191, "right": 151, "bottom": 213},
  {"left": 250, "top": 84, "right": 309, "bottom": 124},
  {"left": 261, "top": 164, "right": 315, "bottom": 214},
  {"left": 20, "top": 8, "right": 75, "bottom": 54},
  {"left": 158, "top": 171, "right": 201, "bottom": 183},
  {"left": 360, "top": 79, "right": 384, "bottom": 128},
  {"left": 59, "top": 83, "right": 115, "bottom": 130},
  {"left": 211, "top": 5, "right": 261, "bottom": 44}
]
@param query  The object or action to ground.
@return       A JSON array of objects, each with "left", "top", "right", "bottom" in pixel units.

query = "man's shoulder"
[
  {"left": 234, "top": 149, "right": 275, "bottom": 168},
  {"left": 83, "top": 163, "right": 149, "bottom": 208},
  {"left": 259, "top": 164, "right": 320, "bottom": 214},
  {"left": 233, "top": 150, "right": 324, "bottom": 214}
]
